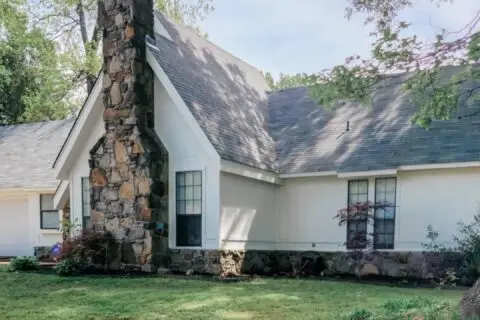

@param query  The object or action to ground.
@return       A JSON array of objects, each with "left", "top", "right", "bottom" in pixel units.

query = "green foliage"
[
  {"left": 54, "top": 258, "right": 85, "bottom": 276},
  {"left": 309, "top": 1, "right": 480, "bottom": 127},
  {"left": 341, "top": 309, "right": 373, "bottom": 320},
  {"left": 263, "top": 71, "right": 317, "bottom": 90},
  {"left": 155, "top": 0, "right": 214, "bottom": 37},
  {"left": 0, "top": 0, "right": 74, "bottom": 124},
  {"left": 453, "top": 211, "right": 480, "bottom": 282},
  {"left": 58, "top": 230, "right": 116, "bottom": 273},
  {"left": 9, "top": 256, "right": 39, "bottom": 271},
  {"left": 422, "top": 207, "right": 480, "bottom": 285}
]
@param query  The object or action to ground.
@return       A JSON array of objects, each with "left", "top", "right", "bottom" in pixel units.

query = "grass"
[{"left": 0, "top": 267, "right": 465, "bottom": 319}]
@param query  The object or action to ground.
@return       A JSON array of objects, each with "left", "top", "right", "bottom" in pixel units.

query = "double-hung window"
[
  {"left": 81, "top": 177, "right": 91, "bottom": 229},
  {"left": 40, "top": 195, "right": 59, "bottom": 229},
  {"left": 176, "top": 171, "right": 202, "bottom": 247},
  {"left": 346, "top": 180, "right": 368, "bottom": 249},
  {"left": 374, "top": 177, "right": 396, "bottom": 249}
]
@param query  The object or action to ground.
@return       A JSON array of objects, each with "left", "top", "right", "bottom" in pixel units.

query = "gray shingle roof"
[
  {"left": 150, "top": 11, "right": 276, "bottom": 171},
  {"left": 149, "top": 11, "right": 480, "bottom": 175},
  {"left": 0, "top": 119, "right": 74, "bottom": 189},
  {"left": 269, "top": 80, "right": 480, "bottom": 174}
]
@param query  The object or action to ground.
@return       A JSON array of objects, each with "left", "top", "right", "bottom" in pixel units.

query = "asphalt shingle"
[
  {"left": 0, "top": 119, "right": 74, "bottom": 189},
  {"left": 268, "top": 82, "right": 480, "bottom": 174},
  {"left": 150, "top": 11, "right": 277, "bottom": 171}
]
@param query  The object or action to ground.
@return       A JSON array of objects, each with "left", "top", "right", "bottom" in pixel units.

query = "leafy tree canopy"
[
  {"left": 0, "top": 0, "right": 75, "bottom": 124},
  {"left": 0, "top": 0, "right": 214, "bottom": 124},
  {"left": 268, "top": 1, "right": 480, "bottom": 127}
]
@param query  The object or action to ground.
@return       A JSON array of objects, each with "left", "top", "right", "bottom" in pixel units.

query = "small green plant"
[
  {"left": 54, "top": 258, "right": 85, "bottom": 276},
  {"left": 341, "top": 309, "right": 373, "bottom": 320},
  {"left": 9, "top": 256, "right": 39, "bottom": 271}
]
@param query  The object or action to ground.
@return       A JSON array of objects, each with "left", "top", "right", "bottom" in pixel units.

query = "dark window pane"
[
  {"left": 41, "top": 195, "right": 54, "bottom": 210},
  {"left": 176, "top": 187, "right": 185, "bottom": 201},
  {"left": 176, "top": 214, "right": 201, "bottom": 246},
  {"left": 374, "top": 177, "right": 396, "bottom": 249},
  {"left": 177, "top": 172, "right": 185, "bottom": 186},
  {"left": 193, "top": 200, "right": 201, "bottom": 214},
  {"left": 193, "top": 171, "right": 202, "bottom": 185},
  {"left": 193, "top": 186, "right": 202, "bottom": 200},
  {"left": 41, "top": 211, "right": 59, "bottom": 229},
  {"left": 185, "top": 186, "right": 193, "bottom": 199},
  {"left": 185, "top": 172, "right": 194, "bottom": 186},
  {"left": 176, "top": 201, "right": 185, "bottom": 214},
  {"left": 185, "top": 200, "right": 194, "bottom": 214}
]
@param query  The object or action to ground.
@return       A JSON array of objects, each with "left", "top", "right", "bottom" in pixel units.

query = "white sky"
[{"left": 200, "top": 0, "right": 479, "bottom": 78}]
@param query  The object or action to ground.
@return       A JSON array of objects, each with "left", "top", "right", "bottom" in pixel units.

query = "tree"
[
  {"left": 0, "top": 0, "right": 74, "bottom": 124},
  {"left": 264, "top": 72, "right": 317, "bottom": 90},
  {"left": 308, "top": 0, "right": 480, "bottom": 127},
  {"left": 30, "top": 0, "right": 214, "bottom": 93}
]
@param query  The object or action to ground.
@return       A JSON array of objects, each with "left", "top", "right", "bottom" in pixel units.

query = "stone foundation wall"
[{"left": 169, "top": 249, "right": 463, "bottom": 281}]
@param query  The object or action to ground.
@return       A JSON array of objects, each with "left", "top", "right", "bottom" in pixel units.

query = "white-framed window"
[
  {"left": 175, "top": 171, "right": 202, "bottom": 247},
  {"left": 346, "top": 179, "right": 369, "bottom": 249},
  {"left": 40, "top": 194, "right": 59, "bottom": 229},
  {"left": 81, "top": 177, "right": 91, "bottom": 229},
  {"left": 374, "top": 177, "right": 397, "bottom": 249}
]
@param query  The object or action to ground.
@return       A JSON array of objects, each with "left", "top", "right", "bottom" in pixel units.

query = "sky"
[{"left": 200, "top": 0, "right": 479, "bottom": 78}]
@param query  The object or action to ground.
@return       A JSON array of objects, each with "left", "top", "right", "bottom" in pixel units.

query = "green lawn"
[{"left": 0, "top": 268, "right": 465, "bottom": 319}]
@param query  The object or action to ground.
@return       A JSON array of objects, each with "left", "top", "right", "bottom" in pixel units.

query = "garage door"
[{"left": 0, "top": 200, "right": 30, "bottom": 257}]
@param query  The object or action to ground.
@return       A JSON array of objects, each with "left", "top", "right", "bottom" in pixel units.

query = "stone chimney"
[{"left": 89, "top": 0, "right": 169, "bottom": 271}]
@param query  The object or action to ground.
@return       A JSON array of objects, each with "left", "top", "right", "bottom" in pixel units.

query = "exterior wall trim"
[
  {"left": 220, "top": 160, "right": 282, "bottom": 185},
  {"left": 279, "top": 162, "right": 480, "bottom": 179},
  {"left": 53, "top": 181, "right": 69, "bottom": 210}
]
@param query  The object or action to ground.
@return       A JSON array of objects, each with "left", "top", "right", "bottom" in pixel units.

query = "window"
[
  {"left": 40, "top": 195, "right": 59, "bottom": 229},
  {"left": 176, "top": 171, "right": 202, "bottom": 247},
  {"left": 374, "top": 177, "right": 396, "bottom": 249},
  {"left": 347, "top": 180, "right": 368, "bottom": 249},
  {"left": 82, "top": 177, "right": 91, "bottom": 229}
]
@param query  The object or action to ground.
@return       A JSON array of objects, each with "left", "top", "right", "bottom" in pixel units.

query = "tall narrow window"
[
  {"left": 374, "top": 177, "right": 396, "bottom": 249},
  {"left": 347, "top": 180, "right": 368, "bottom": 249},
  {"left": 176, "top": 171, "right": 202, "bottom": 247},
  {"left": 40, "top": 194, "right": 59, "bottom": 229},
  {"left": 81, "top": 177, "right": 91, "bottom": 229}
]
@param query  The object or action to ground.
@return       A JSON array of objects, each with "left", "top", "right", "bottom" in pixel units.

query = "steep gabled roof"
[
  {"left": 149, "top": 11, "right": 277, "bottom": 171},
  {"left": 149, "top": 12, "right": 480, "bottom": 175},
  {"left": 269, "top": 76, "right": 480, "bottom": 174},
  {"left": 0, "top": 119, "right": 74, "bottom": 189}
]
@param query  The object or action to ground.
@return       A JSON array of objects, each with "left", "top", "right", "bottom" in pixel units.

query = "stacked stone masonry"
[
  {"left": 89, "top": 0, "right": 169, "bottom": 271},
  {"left": 169, "top": 249, "right": 464, "bottom": 281}
]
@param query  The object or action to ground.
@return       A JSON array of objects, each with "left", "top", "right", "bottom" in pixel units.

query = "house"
[
  {"left": 0, "top": 120, "right": 72, "bottom": 257},
  {"left": 46, "top": 4, "right": 480, "bottom": 278}
]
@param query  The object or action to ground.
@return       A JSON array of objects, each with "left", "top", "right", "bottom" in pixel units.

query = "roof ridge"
[{"left": 154, "top": 10, "right": 266, "bottom": 80}]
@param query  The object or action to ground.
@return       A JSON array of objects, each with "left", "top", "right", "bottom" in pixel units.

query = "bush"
[
  {"left": 9, "top": 256, "right": 39, "bottom": 271},
  {"left": 423, "top": 206, "right": 480, "bottom": 285},
  {"left": 341, "top": 309, "right": 373, "bottom": 320},
  {"left": 54, "top": 258, "right": 86, "bottom": 276},
  {"left": 57, "top": 230, "right": 116, "bottom": 272}
]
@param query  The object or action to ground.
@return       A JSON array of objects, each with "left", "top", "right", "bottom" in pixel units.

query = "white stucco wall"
[
  {"left": 154, "top": 76, "right": 221, "bottom": 249},
  {"left": 274, "top": 167, "right": 480, "bottom": 252},
  {"left": 395, "top": 168, "right": 480, "bottom": 250},
  {"left": 220, "top": 172, "right": 278, "bottom": 250},
  {"left": 276, "top": 175, "right": 347, "bottom": 251},
  {"left": 69, "top": 115, "right": 105, "bottom": 231}
]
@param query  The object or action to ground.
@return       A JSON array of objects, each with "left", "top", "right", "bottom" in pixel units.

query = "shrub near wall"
[{"left": 54, "top": 230, "right": 116, "bottom": 276}]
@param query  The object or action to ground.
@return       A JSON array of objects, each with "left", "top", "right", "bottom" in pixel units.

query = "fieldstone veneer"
[
  {"left": 89, "top": 0, "right": 169, "bottom": 271},
  {"left": 169, "top": 250, "right": 465, "bottom": 283}
]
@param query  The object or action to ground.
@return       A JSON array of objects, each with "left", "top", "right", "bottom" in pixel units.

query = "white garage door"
[{"left": 0, "top": 200, "right": 30, "bottom": 257}]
